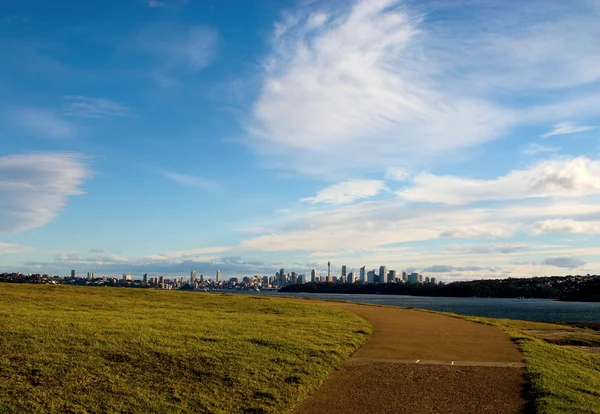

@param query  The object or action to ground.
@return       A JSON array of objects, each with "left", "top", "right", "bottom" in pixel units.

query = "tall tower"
[
  {"left": 341, "top": 265, "right": 347, "bottom": 277},
  {"left": 328, "top": 261, "right": 331, "bottom": 277},
  {"left": 379, "top": 266, "right": 387, "bottom": 283},
  {"left": 311, "top": 268, "right": 317, "bottom": 282},
  {"left": 216, "top": 270, "right": 220, "bottom": 282}
]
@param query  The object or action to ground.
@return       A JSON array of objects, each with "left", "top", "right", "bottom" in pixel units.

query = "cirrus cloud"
[{"left": 0, "top": 152, "right": 91, "bottom": 233}]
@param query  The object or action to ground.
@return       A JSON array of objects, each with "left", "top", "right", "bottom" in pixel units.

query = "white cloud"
[
  {"left": 0, "top": 152, "right": 90, "bottom": 233},
  {"left": 0, "top": 242, "right": 34, "bottom": 255},
  {"left": 134, "top": 23, "right": 217, "bottom": 74},
  {"left": 146, "top": 0, "right": 188, "bottom": 8},
  {"left": 162, "top": 172, "right": 220, "bottom": 191},
  {"left": 62, "top": 96, "right": 130, "bottom": 118},
  {"left": 521, "top": 143, "right": 560, "bottom": 156},
  {"left": 237, "top": 187, "right": 600, "bottom": 254},
  {"left": 532, "top": 219, "right": 600, "bottom": 235},
  {"left": 301, "top": 179, "right": 387, "bottom": 204},
  {"left": 540, "top": 121, "right": 596, "bottom": 138},
  {"left": 250, "top": 0, "right": 514, "bottom": 177},
  {"left": 438, "top": 225, "right": 515, "bottom": 239},
  {"left": 385, "top": 167, "right": 409, "bottom": 182},
  {"left": 444, "top": 244, "right": 528, "bottom": 254},
  {"left": 249, "top": 1, "right": 600, "bottom": 177},
  {"left": 14, "top": 108, "right": 74, "bottom": 139},
  {"left": 398, "top": 157, "right": 600, "bottom": 204},
  {"left": 143, "top": 246, "right": 231, "bottom": 261}
]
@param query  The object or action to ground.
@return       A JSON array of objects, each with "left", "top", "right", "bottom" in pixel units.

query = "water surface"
[{"left": 238, "top": 291, "right": 600, "bottom": 323}]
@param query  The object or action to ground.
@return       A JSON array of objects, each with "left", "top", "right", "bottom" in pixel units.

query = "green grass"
[
  {"left": 0, "top": 284, "right": 371, "bottom": 413},
  {"left": 448, "top": 314, "right": 600, "bottom": 414}
]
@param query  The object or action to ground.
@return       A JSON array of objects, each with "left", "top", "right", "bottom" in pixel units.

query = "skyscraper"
[
  {"left": 191, "top": 270, "right": 197, "bottom": 281},
  {"left": 367, "top": 270, "right": 375, "bottom": 284},
  {"left": 143, "top": 273, "right": 148, "bottom": 284},
  {"left": 347, "top": 272, "right": 355, "bottom": 284},
  {"left": 341, "top": 265, "right": 347, "bottom": 277},
  {"left": 216, "top": 270, "right": 220, "bottom": 282},
  {"left": 388, "top": 270, "right": 396, "bottom": 283},
  {"left": 360, "top": 266, "right": 366, "bottom": 283},
  {"left": 379, "top": 266, "right": 387, "bottom": 283},
  {"left": 327, "top": 261, "right": 331, "bottom": 277},
  {"left": 70, "top": 269, "right": 75, "bottom": 278},
  {"left": 311, "top": 268, "right": 318, "bottom": 282}
]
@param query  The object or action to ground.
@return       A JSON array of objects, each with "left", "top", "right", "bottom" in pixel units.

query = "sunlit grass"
[{"left": 0, "top": 284, "right": 371, "bottom": 413}]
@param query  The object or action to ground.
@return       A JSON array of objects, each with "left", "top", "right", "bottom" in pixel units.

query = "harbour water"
[{"left": 242, "top": 291, "right": 600, "bottom": 323}]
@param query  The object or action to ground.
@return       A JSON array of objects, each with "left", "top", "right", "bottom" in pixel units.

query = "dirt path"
[{"left": 293, "top": 302, "right": 529, "bottom": 414}]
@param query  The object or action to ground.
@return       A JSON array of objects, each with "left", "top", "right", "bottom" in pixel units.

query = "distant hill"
[{"left": 279, "top": 275, "right": 600, "bottom": 302}]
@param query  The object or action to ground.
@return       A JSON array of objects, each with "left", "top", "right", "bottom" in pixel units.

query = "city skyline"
[{"left": 1, "top": 0, "right": 600, "bottom": 280}]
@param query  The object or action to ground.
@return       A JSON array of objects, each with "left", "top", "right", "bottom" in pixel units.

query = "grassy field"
[
  {"left": 456, "top": 315, "right": 600, "bottom": 414},
  {"left": 0, "top": 284, "right": 371, "bottom": 413}
]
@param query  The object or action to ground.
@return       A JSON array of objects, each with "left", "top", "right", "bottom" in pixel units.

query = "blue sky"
[{"left": 1, "top": 0, "right": 599, "bottom": 280}]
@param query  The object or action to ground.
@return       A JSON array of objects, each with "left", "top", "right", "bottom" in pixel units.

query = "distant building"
[
  {"left": 216, "top": 270, "right": 221, "bottom": 282},
  {"left": 190, "top": 270, "right": 197, "bottom": 282},
  {"left": 311, "top": 268, "right": 318, "bottom": 282},
  {"left": 347, "top": 272, "right": 355, "bottom": 284},
  {"left": 425, "top": 276, "right": 430, "bottom": 283},
  {"left": 122, "top": 274, "right": 132, "bottom": 281},
  {"left": 71, "top": 269, "right": 75, "bottom": 278},
  {"left": 360, "top": 266, "right": 366, "bottom": 283},
  {"left": 388, "top": 270, "right": 396, "bottom": 283},
  {"left": 418, "top": 273, "right": 423, "bottom": 283},
  {"left": 379, "top": 266, "right": 387, "bottom": 283},
  {"left": 143, "top": 273, "right": 148, "bottom": 284},
  {"left": 431, "top": 277, "right": 437, "bottom": 284},
  {"left": 367, "top": 270, "right": 375, "bottom": 284},
  {"left": 320, "top": 276, "right": 326, "bottom": 283},
  {"left": 408, "top": 272, "right": 419, "bottom": 284},
  {"left": 402, "top": 271, "right": 407, "bottom": 282},
  {"left": 341, "top": 265, "right": 347, "bottom": 277},
  {"left": 327, "top": 261, "right": 331, "bottom": 277}
]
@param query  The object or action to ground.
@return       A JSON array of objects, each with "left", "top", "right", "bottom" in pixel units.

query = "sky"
[{"left": 1, "top": 0, "right": 600, "bottom": 280}]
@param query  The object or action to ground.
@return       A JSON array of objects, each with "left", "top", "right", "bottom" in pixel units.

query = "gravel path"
[{"left": 293, "top": 302, "right": 529, "bottom": 414}]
